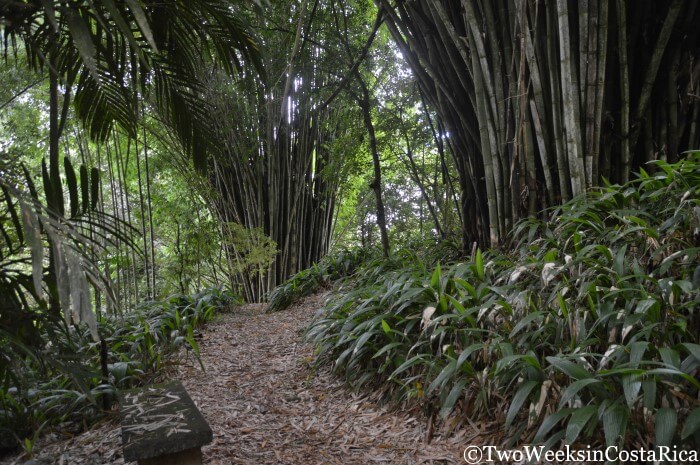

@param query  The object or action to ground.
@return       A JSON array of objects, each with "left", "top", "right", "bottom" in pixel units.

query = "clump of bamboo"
[{"left": 378, "top": 0, "right": 700, "bottom": 248}]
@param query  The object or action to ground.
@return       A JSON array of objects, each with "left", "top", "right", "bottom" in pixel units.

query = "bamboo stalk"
[
  {"left": 524, "top": 110, "right": 538, "bottom": 215},
  {"left": 630, "top": 0, "right": 683, "bottom": 155},
  {"left": 659, "top": 100, "right": 668, "bottom": 162},
  {"left": 482, "top": 0, "right": 507, "bottom": 153},
  {"left": 463, "top": 1, "right": 500, "bottom": 137},
  {"left": 667, "top": 48, "right": 680, "bottom": 160},
  {"left": 471, "top": 44, "right": 500, "bottom": 246},
  {"left": 643, "top": 105, "right": 654, "bottom": 165},
  {"left": 522, "top": 2, "right": 554, "bottom": 203},
  {"left": 579, "top": 0, "right": 589, "bottom": 132},
  {"left": 688, "top": 98, "right": 699, "bottom": 150},
  {"left": 513, "top": 3, "right": 528, "bottom": 220},
  {"left": 616, "top": 0, "right": 631, "bottom": 182},
  {"left": 427, "top": 1, "right": 470, "bottom": 71},
  {"left": 556, "top": 0, "right": 585, "bottom": 195},
  {"left": 583, "top": 0, "right": 598, "bottom": 188},
  {"left": 591, "top": 0, "right": 609, "bottom": 183},
  {"left": 545, "top": 0, "right": 571, "bottom": 201}
]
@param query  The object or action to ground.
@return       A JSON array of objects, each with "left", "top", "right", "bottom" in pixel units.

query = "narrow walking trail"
[
  {"left": 178, "top": 293, "right": 467, "bottom": 464},
  {"left": 3, "top": 294, "right": 471, "bottom": 464}
]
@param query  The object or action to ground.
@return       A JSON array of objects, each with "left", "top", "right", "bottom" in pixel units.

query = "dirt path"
[{"left": 3, "top": 294, "right": 469, "bottom": 464}]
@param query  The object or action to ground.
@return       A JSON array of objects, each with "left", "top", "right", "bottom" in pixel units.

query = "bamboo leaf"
[
  {"left": 546, "top": 356, "right": 592, "bottom": 380},
  {"left": 421, "top": 306, "right": 436, "bottom": 330},
  {"left": 510, "top": 312, "right": 544, "bottom": 338},
  {"left": 475, "top": 249, "right": 484, "bottom": 280},
  {"left": 565, "top": 405, "right": 597, "bottom": 445},
  {"left": 659, "top": 348, "right": 681, "bottom": 369},
  {"left": 439, "top": 378, "right": 467, "bottom": 418},
  {"left": 352, "top": 331, "right": 374, "bottom": 354},
  {"left": 655, "top": 408, "right": 677, "bottom": 447},
  {"left": 381, "top": 319, "right": 391, "bottom": 335},
  {"left": 445, "top": 294, "right": 467, "bottom": 316},
  {"left": 428, "top": 359, "right": 457, "bottom": 394},
  {"left": 642, "top": 378, "right": 657, "bottom": 410},
  {"left": 456, "top": 343, "right": 485, "bottom": 369},
  {"left": 613, "top": 244, "right": 627, "bottom": 275},
  {"left": 622, "top": 374, "right": 642, "bottom": 408},
  {"left": 557, "top": 292, "right": 569, "bottom": 317},
  {"left": 533, "top": 409, "right": 574, "bottom": 443},
  {"left": 681, "top": 408, "right": 700, "bottom": 440},
  {"left": 628, "top": 341, "right": 648, "bottom": 367},
  {"left": 559, "top": 378, "right": 602, "bottom": 408},
  {"left": 506, "top": 380, "right": 539, "bottom": 429},
  {"left": 430, "top": 263, "right": 441, "bottom": 289},
  {"left": 682, "top": 343, "right": 700, "bottom": 362},
  {"left": 603, "top": 402, "right": 628, "bottom": 446},
  {"left": 372, "top": 342, "right": 404, "bottom": 359},
  {"left": 390, "top": 355, "right": 427, "bottom": 379}
]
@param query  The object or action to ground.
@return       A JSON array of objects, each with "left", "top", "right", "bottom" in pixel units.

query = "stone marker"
[{"left": 119, "top": 381, "right": 212, "bottom": 465}]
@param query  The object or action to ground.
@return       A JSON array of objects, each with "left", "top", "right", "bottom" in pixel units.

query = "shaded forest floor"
[{"left": 2, "top": 294, "right": 473, "bottom": 465}]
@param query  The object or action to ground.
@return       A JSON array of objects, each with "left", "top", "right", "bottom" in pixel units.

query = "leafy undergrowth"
[
  {"left": 307, "top": 155, "right": 700, "bottom": 450},
  {"left": 266, "top": 247, "right": 375, "bottom": 312},
  {"left": 0, "top": 288, "right": 239, "bottom": 455}
]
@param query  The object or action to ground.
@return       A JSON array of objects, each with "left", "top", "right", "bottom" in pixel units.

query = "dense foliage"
[
  {"left": 307, "top": 155, "right": 700, "bottom": 449},
  {"left": 266, "top": 247, "right": 376, "bottom": 312},
  {"left": 0, "top": 288, "right": 238, "bottom": 453}
]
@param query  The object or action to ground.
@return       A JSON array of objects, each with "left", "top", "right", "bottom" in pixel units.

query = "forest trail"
[{"left": 3, "top": 294, "right": 471, "bottom": 465}]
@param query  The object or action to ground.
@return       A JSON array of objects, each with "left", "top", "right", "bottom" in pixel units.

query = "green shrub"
[
  {"left": 307, "top": 154, "right": 700, "bottom": 450},
  {"left": 266, "top": 247, "right": 376, "bottom": 312}
]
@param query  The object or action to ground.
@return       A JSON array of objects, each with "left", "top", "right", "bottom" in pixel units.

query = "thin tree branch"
[
  {"left": 0, "top": 78, "right": 42, "bottom": 111},
  {"left": 316, "top": 9, "right": 383, "bottom": 113}
]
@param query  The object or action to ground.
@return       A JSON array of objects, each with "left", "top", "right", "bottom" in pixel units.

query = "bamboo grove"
[
  {"left": 2, "top": 0, "right": 700, "bottom": 312},
  {"left": 202, "top": 2, "right": 364, "bottom": 301},
  {"left": 377, "top": 0, "right": 700, "bottom": 248}
]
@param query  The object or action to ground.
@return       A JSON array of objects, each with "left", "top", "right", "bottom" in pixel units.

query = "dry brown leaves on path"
[{"left": 2, "top": 293, "right": 474, "bottom": 465}]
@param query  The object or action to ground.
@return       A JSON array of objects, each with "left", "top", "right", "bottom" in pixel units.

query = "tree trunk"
[{"left": 358, "top": 78, "right": 390, "bottom": 257}]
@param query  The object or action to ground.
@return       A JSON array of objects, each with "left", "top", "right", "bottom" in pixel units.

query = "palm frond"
[{"left": 1, "top": 0, "right": 264, "bottom": 169}]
